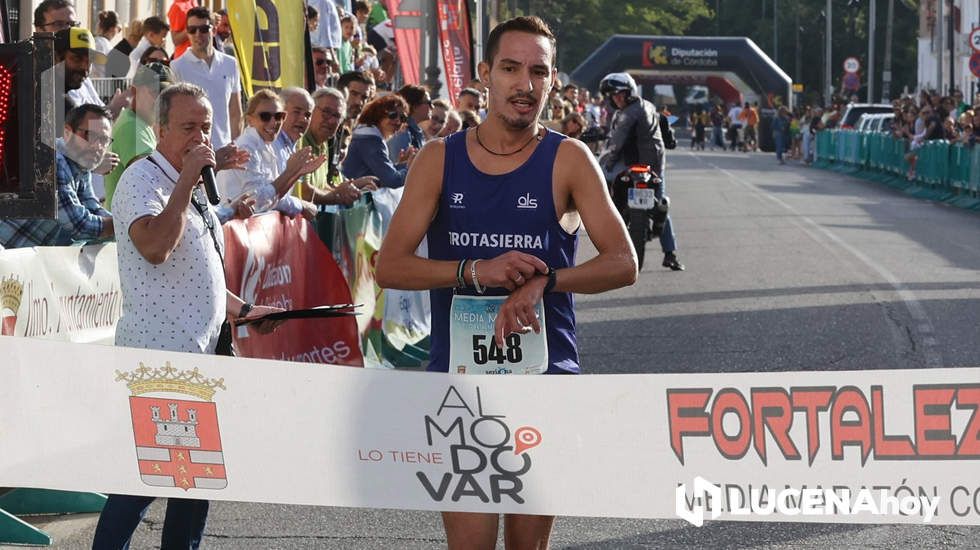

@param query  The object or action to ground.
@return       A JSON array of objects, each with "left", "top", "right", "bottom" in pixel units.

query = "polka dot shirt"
[{"left": 112, "top": 151, "right": 227, "bottom": 354}]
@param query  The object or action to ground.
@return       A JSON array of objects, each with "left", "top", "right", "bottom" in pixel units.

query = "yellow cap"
[{"left": 54, "top": 28, "right": 107, "bottom": 63}]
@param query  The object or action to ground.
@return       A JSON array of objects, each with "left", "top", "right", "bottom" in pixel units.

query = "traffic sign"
[
  {"left": 970, "top": 52, "right": 980, "bottom": 79},
  {"left": 970, "top": 27, "right": 980, "bottom": 53},
  {"left": 842, "top": 72, "right": 861, "bottom": 92},
  {"left": 843, "top": 57, "right": 861, "bottom": 74}
]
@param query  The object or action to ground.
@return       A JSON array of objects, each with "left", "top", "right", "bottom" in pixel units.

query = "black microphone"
[{"left": 201, "top": 165, "right": 220, "bottom": 205}]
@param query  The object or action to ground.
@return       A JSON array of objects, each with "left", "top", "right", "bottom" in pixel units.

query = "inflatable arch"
[{"left": 572, "top": 36, "right": 793, "bottom": 152}]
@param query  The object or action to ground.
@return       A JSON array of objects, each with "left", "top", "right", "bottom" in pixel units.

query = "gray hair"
[
  {"left": 280, "top": 86, "right": 313, "bottom": 107},
  {"left": 312, "top": 86, "right": 346, "bottom": 107},
  {"left": 155, "top": 83, "right": 211, "bottom": 128}
]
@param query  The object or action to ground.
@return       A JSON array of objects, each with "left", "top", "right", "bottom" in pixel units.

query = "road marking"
[{"left": 688, "top": 152, "right": 943, "bottom": 368}]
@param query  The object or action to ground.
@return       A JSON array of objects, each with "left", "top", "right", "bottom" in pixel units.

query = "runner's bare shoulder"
[{"left": 554, "top": 137, "right": 605, "bottom": 188}]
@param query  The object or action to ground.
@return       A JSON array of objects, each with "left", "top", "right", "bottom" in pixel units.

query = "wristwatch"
[
  {"left": 543, "top": 268, "right": 557, "bottom": 294},
  {"left": 238, "top": 302, "right": 254, "bottom": 319}
]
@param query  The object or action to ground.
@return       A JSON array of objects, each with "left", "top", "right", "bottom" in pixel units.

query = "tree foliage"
[
  {"left": 502, "top": 0, "right": 920, "bottom": 104},
  {"left": 685, "top": 0, "right": 920, "bottom": 104},
  {"left": 503, "top": 0, "right": 712, "bottom": 74}
]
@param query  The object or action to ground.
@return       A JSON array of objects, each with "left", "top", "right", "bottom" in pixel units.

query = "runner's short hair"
[{"left": 484, "top": 16, "right": 555, "bottom": 66}]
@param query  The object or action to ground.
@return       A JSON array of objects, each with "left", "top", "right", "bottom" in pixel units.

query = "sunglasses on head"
[
  {"left": 387, "top": 111, "right": 408, "bottom": 123},
  {"left": 187, "top": 24, "right": 212, "bottom": 34},
  {"left": 257, "top": 111, "right": 286, "bottom": 122}
]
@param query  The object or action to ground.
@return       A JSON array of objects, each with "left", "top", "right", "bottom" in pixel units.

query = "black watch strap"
[{"left": 543, "top": 268, "right": 558, "bottom": 294}]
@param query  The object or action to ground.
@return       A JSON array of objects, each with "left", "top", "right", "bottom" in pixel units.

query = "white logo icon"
[
  {"left": 675, "top": 476, "right": 940, "bottom": 526},
  {"left": 451, "top": 193, "right": 464, "bottom": 205},
  {"left": 517, "top": 193, "right": 537, "bottom": 209},
  {"left": 675, "top": 476, "right": 721, "bottom": 527}
]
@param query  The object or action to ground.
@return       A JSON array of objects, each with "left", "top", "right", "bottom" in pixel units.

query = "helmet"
[{"left": 599, "top": 72, "right": 637, "bottom": 98}]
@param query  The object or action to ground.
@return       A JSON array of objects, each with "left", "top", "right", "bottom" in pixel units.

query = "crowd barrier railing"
[
  {"left": 813, "top": 130, "right": 980, "bottom": 208},
  {"left": 89, "top": 77, "right": 131, "bottom": 104}
]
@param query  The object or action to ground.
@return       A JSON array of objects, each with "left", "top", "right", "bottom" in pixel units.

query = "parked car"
[
  {"left": 856, "top": 112, "right": 895, "bottom": 133},
  {"left": 840, "top": 103, "right": 893, "bottom": 129}
]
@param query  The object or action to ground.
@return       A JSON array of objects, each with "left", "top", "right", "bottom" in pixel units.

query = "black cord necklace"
[{"left": 474, "top": 124, "right": 542, "bottom": 156}]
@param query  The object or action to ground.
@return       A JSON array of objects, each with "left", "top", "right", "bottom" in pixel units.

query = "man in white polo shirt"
[{"left": 171, "top": 5, "right": 242, "bottom": 150}]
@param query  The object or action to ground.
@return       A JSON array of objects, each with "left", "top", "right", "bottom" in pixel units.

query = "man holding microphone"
[{"left": 92, "top": 83, "right": 282, "bottom": 549}]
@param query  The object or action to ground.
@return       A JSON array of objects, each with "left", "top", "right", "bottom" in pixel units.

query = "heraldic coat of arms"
[{"left": 116, "top": 362, "right": 228, "bottom": 491}]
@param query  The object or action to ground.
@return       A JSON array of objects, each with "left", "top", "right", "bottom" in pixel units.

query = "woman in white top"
[
  {"left": 91, "top": 10, "right": 120, "bottom": 78},
  {"left": 216, "top": 90, "right": 325, "bottom": 220}
]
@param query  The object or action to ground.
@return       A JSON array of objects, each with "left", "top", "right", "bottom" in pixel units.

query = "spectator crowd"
[
  {"left": 4, "top": 0, "right": 977, "bottom": 253},
  {"left": 768, "top": 89, "right": 980, "bottom": 171},
  {"left": 0, "top": 0, "right": 619, "bottom": 251}
]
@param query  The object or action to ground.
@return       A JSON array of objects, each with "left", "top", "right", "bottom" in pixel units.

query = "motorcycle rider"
[{"left": 598, "top": 72, "right": 684, "bottom": 271}]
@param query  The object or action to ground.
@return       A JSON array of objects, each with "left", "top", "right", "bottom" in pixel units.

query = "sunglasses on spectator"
[
  {"left": 387, "top": 111, "right": 408, "bottom": 123},
  {"left": 256, "top": 111, "right": 286, "bottom": 122},
  {"left": 430, "top": 116, "right": 446, "bottom": 124},
  {"left": 187, "top": 24, "right": 212, "bottom": 34},
  {"left": 315, "top": 59, "right": 329, "bottom": 66}
]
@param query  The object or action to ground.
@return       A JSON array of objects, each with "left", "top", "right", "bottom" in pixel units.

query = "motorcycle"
[{"left": 608, "top": 164, "right": 669, "bottom": 271}]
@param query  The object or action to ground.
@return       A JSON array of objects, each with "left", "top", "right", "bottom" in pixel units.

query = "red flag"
[
  {"left": 385, "top": 0, "right": 423, "bottom": 85},
  {"left": 436, "top": 0, "right": 473, "bottom": 106}
]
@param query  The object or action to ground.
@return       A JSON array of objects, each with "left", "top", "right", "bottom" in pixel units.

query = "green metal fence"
[{"left": 814, "top": 130, "right": 980, "bottom": 207}]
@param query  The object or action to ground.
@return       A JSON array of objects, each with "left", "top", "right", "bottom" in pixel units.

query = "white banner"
[
  {"left": 1, "top": 335, "right": 979, "bottom": 525},
  {"left": 0, "top": 244, "right": 121, "bottom": 344}
]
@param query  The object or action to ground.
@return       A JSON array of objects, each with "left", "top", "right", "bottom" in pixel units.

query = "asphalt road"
[{"left": 44, "top": 147, "right": 980, "bottom": 548}]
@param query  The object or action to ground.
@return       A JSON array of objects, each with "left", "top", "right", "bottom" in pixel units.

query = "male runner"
[{"left": 376, "top": 16, "right": 636, "bottom": 549}]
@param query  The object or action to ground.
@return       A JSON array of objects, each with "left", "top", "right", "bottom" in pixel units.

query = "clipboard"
[{"left": 235, "top": 304, "right": 361, "bottom": 325}]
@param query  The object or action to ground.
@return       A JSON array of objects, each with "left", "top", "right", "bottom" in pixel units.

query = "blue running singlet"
[{"left": 426, "top": 128, "right": 580, "bottom": 374}]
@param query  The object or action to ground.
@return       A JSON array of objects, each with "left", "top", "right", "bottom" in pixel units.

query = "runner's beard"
[
  {"left": 499, "top": 96, "right": 541, "bottom": 131},
  {"left": 499, "top": 112, "right": 536, "bottom": 130}
]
